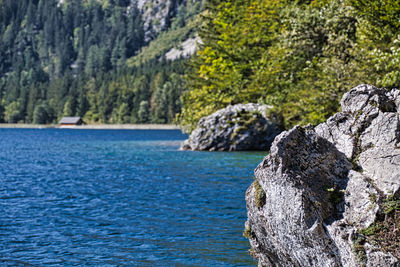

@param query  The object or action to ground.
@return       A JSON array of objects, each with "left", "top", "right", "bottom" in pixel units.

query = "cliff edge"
[{"left": 245, "top": 84, "right": 400, "bottom": 266}]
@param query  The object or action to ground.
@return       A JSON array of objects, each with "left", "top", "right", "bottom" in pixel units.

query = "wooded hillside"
[
  {"left": 179, "top": 0, "right": 400, "bottom": 131},
  {"left": 2, "top": 0, "right": 399, "bottom": 128},
  {"left": 0, "top": 0, "right": 201, "bottom": 124}
]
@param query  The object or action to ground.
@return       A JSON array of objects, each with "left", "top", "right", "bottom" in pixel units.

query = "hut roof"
[{"left": 59, "top": 117, "right": 82, "bottom": 124}]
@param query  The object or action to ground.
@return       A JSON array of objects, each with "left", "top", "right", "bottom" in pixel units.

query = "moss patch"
[
  {"left": 352, "top": 235, "right": 367, "bottom": 266},
  {"left": 358, "top": 194, "right": 400, "bottom": 259},
  {"left": 229, "top": 110, "right": 264, "bottom": 140},
  {"left": 243, "top": 224, "right": 256, "bottom": 239},
  {"left": 231, "top": 125, "right": 248, "bottom": 140},
  {"left": 254, "top": 179, "right": 266, "bottom": 208}
]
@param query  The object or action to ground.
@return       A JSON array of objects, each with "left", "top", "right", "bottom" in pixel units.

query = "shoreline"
[{"left": 0, "top": 123, "right": 181, "bottom": 130}]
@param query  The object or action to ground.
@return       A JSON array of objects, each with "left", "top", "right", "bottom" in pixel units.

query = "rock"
[
  {"left": 135, "top": 0, "right": 172, "bottom": 41},
  {"left": 181, "top": 103, "right": 281, "bottom": 151},
  {"left": 245, "top": 84, "right": 400, "bottom": 266},
  {"left": 316, "top": 84, "right": 400, "bottom": 196},
  {"left": 135, "top": 0, "right": 202, "bottom": 42},
  {"left": 165, "top": 37, "right": 202, "bottom": 60}
]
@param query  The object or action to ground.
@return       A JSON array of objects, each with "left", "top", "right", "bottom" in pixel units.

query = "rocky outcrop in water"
[
  {"left": 245, "top": 84, "right": 400, "bottom": 266},
  {"left": 181, "top": 103, "right": 281, "bottom": 151}
]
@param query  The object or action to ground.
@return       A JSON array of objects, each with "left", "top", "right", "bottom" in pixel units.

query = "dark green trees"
[{"left": 0, "top": 0, "right": 189, "bottom": 124}]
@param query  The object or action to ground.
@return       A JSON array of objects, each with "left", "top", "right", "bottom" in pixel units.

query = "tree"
[
  {"left": 33, "top": 102, "right": 54, "bottom": 124},
  {"left": 111, "top": 102, "right": 129, "bottom": 123},
  {"left": 180, "top": 0, "right": 361, "bottom": 130},
  {"left": 260, "top": 0, "right": 358, "bottom": 128},
  {"left": 0, "top": 0, "right": 194, "bottom": 125},
  {"left": 138, "top": 100, "right": 149, "bottom": 123},
  {"left": 179, "top": 0, "right": 284, "bottom": 131},
  {"left": 349, "top": 0, "right": 400, "bottom": 88},
  {"left": 63, "top": 97, "right": 76, "bottom": 117},
  {"left": 0, "top": 99, "right": 5, "bottom": 123},
  {"left": 152, "top": 84, "right": 168, "bottom": 123},
  {"left": 4, "top": 101, "right": 22, "bottom": 123}
]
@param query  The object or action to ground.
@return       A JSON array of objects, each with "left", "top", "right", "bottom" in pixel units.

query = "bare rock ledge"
[{"left": 245, "top": 84, "right": 400, "bottom": 267}]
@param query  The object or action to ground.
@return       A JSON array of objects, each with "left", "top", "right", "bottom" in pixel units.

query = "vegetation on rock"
[
  {"left": 253, "top": 179, "right": 266, "bottom": 208},
  {"left": 359, "top": 193, "right": 400, "bottom": 259}
]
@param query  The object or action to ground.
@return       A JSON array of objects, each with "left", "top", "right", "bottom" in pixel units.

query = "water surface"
[{"left": 0, "top": 129, "right": 265, "bottom": 266}]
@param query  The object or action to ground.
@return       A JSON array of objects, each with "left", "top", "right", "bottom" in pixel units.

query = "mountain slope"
[{"left": 0, "top": 0, "right": 203, "bottom": 124}]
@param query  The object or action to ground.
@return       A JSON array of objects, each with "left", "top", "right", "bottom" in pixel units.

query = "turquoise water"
[{"left": 0, "top": 129, "right": 265, "bottom": 266}]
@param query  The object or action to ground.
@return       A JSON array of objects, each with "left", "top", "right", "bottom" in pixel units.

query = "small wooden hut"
[{"left": 59, "top": 117, "right": 84, "bottom": 127}]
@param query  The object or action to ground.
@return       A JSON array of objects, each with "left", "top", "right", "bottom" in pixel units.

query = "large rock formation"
[
  {"left": 135, "top": 0, "right": 174, "bottom": 41},
  {"left": 135, "top": 0, "right": 202, "bottom": 41},
  {"left": 181, "top": 103, "right": 281, "bottom": 151},
  {"left": 245, "top": 84, "right": 400, "bottom": 266}
]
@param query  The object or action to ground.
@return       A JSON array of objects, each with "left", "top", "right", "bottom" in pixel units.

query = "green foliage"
[
  {"left": 179, "top": 0, "right": 283, "bottom": 131},
  {"left": 382, "top": 194, "right": 400, "bottom": 214},
  {"left": 138, "top": 100, "right": 149, "bottom": 123},
  {"left": 0, "top": 0, "right": 194, "bottom": 124},
  {"left": 180, "top": 0, "right": 400, "bottom": 131},
  {"left": 33, "top": 102, "right": 54, "bottom": 124},
  {"left": 4, "top": 101, "right": 22, "bottom": 123},
  {"left": 359, "top": 223, "right": 382, "bottom": 237},
  {"left": 111, "top": 102, "right": 130, "bottom": 124},
  {"left": 349, "top": 0, "right": 400, "bottom": 39},
  {"left": 179, "top": 0, "right": 359, "bottom": 130},
  {"left": 265, "top": 0, "right": 358, "bottom": 128},
  {"left": 63, "top": 98, "right": 76, "bottom": 117},
  {"left": 3, "top": 0, "right": 400, "bottom": 128},
  {"left": 349, "top": 0, "right": 400, "bottom": 89}
]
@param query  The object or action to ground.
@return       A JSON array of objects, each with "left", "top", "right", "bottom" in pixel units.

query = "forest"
[
  {"left": 179, "top": 0, "right": 400, "bottom": 131},
  {"left": 0, "top": 0, "right": 200, "bottom": 124},
  {"left": 1, "top": 0, "right": 400, "bottom": 129}
]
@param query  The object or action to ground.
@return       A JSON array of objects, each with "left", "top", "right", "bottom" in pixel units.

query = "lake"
[{"left": 0, "top": 129, "right": 265, "bottom": 266}]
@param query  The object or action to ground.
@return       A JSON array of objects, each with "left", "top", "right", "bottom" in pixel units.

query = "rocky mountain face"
[
  {"left": 134, "top": 0, "right": 201, "bottom": 41},
  {"left": 245, "top": 85, "right": 399, "bottom": 266},
  {"left": 60, "top": 0, "right": 199, "bottom": 42},
  {"left": 181, "top": 103, "right": 281, "bottom": 151},
  {"left": 135, "top": 0, "right": 175, "bottom": 41}
]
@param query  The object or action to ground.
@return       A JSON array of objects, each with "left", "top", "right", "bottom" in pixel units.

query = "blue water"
[{"left": 0, "top": 129, "right": 265, "bottom": 266}]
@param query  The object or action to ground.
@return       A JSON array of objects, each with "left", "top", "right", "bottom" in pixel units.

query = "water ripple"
[{"left": 0, "top": 129, "right": 265, "bottom": 266}]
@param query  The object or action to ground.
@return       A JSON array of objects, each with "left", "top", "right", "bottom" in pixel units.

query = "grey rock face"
[
  {"left": 316, "top": 84, "right": 400, "bottom": 196},
  {"left": 245, "top": 85, "right": 400, "bottom": 266},
  {"left": 135, "top": 0, "right": 172, "bottom": 41},
  {"left": 134, "top": 0, "right": 202, "bottom": 42},
  {"left": 181, "top": 103, "right": 281, "bottom": 151}
]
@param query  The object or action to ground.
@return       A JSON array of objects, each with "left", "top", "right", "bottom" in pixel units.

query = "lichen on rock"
[
  {"left": 245, "top": 84, "right": 400, "bottom": 266},
  {"left": 180, "top": 103, "right": 281, "bottom": 151}
]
